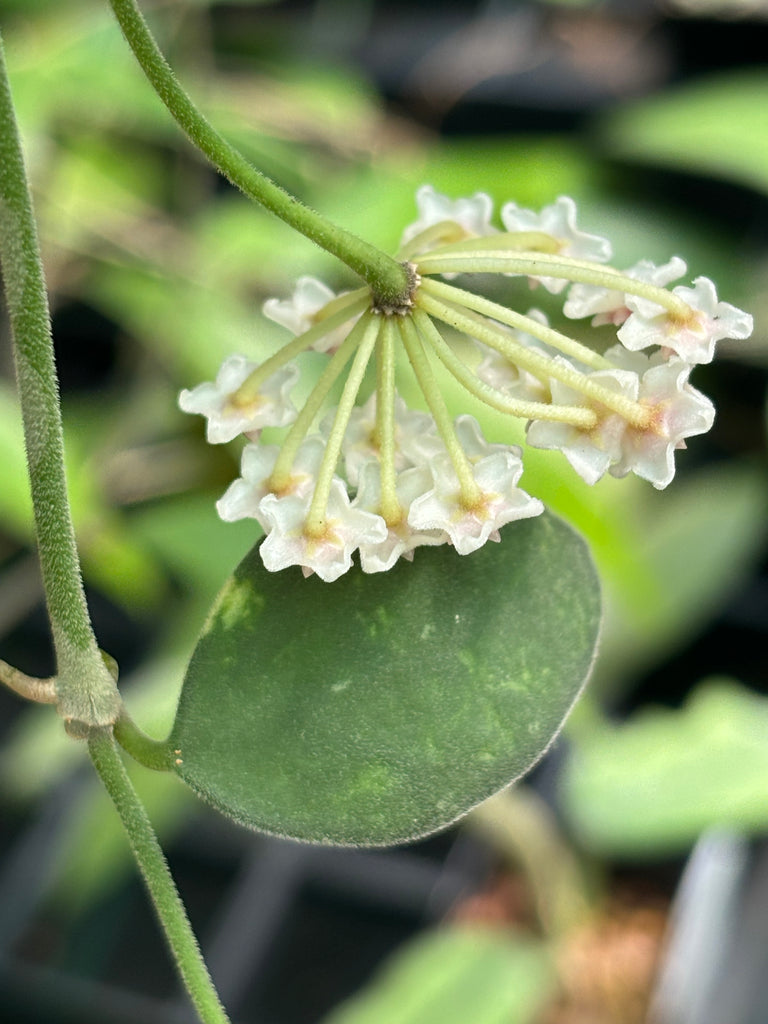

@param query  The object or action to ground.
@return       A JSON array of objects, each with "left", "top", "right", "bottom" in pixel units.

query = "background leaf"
[
  {"left": 598, "top": 70, "right": 768, "bottom": 195},
  {"left": 319, "top": 927, "right": 555, "bottom": 1024},
  {"left": 561, "top": 680, "right": 768, "bottom": 857},
  {"left": 169, "top": 514, "right": 601, "bottom": 846}
]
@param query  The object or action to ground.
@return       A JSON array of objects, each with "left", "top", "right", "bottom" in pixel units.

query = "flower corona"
[{"left": 179, "top": 187, "right": 752, "bottom": 581}]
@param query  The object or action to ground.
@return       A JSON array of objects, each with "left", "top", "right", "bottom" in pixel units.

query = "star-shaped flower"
[
  {"left": 500, "top": 196, "right": 612, "bottom": 292},
  {"left": 353, "top": 461, "right": 446, "bottom": 572},
  {"left": 618, "top": 276, "right": 753, "bottom": 364},
  {"left": 608, "top": 353, "right": 715, "bottom": 488},
  {"left": 563, "top": 257, "right": 688, "bottom": 325},
  {"left": 400, "top": 185, "right": 496, "bottom": 254},
  {"left": 258, "top": 478, "right": 387, "bottom": 582},
  {"left": 263, "top": 276, "right": 356, "bottom": 353},
  {"left": 408, "top": 450, "right": 543, "bottom": 555},
  {"left": 526, "top": 359, "right": 640, "bottom": 485},
  {"left": 322, "top": 392, "right": 441, "bottom": 486},
  {"left": 178, "top": 354, "right": 298, "bottom": 443},
  {"left": 216, "top": 435, "right": 325, "bottom": 524}
]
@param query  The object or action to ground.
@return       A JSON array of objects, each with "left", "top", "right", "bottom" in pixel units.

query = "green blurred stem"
[
  {"left": 469, "top": 789, "right": 592, "bottom": 939},
  {"left": 107, "top": 0, "right": 409, "bottom": 307},
  {"left": 88, "top": 730, "right": 231, "bottom": 1024},
  {"left": 0, "top": 34, "right": 120, "bottom": 728}
]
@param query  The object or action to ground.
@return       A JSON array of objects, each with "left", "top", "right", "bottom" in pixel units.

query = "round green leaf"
[{"left": 170, "top": 514, "right": 601, "bottom": 846}]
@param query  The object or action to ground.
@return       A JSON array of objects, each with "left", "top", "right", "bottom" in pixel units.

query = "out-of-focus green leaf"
[
  {"left": 320, "top": 927, "right": 555, "bottom": 1024},
  {"left": 130, "top": 492, "right": 256, "bottom": 596},
  {"left": 562, "top": 680, "right": 768, "bottom": 856},
  {"left": 7, "top": 7, "right": 173, "bottom": 137},
  {"left": 598, "top": 70, "right": 768, "bottom": 195},
  {"left": 86, "top": 265, "right": 261, "bottom": 378},
  {"left": 170, "top": 514, "right": 601, "bottom": 846}
]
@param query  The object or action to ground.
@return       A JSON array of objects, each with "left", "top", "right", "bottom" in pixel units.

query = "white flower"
[
  {"left": 263, "top": 277, "right": 355, "bottom": 353},
  {"left": 353, "top": 461, "right": 446, "bottom": 572},
  {"left": 263, "top": 276, "right": 335, "bottom": 334},
  {"left": 526, "top": 360, "right": 639, "bottom": 485},
  {"left": 258, "top": 477, "right": 387, "bottom": 582},
  {"left": 216, "top": 435, "right": 325, "bottom": 523},
  {"left": 500, "top": 196, "right": 612, "bottom": 293},
  {"left": 408, "top": 450, "right": 543, "bottom": 555},
  {"left": 618, "top": 275, "right": 753, "bottom": 364},
  {"left": 608, "top": 355, "right": 715, "bottom": 489},
  {"left": 563, "top": 257, "right": 688, "bottom": 325},
  {"left": 179, "top": 355, "right": 298, "bottom": 443},
  {"left": 400, "top": 185, "right": 496, "bottom": 252}
]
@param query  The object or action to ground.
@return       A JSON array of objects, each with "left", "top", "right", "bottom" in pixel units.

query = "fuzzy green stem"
[
  {"left": 88, "top": 730, "right": 230, "bottom": 1024},
  {"left": 114, "top": 709, "right": 176, "bottom": 771},
  {"left": 418, "top": 290, "right": 653, "bottom": 430},
  {"left": 108, "top": 0, "right": 409, "bottom": 305},
  {"left": 0, "top": 658, "right": 57, "bottom": 705},
  {"left": 421, "top": 277, "right": 609, "bottom": 371},
  {"left": 0, "top": 35, "right": 120, "bottom": 728},
  {"left": 397, "top": 316, "right": 481, "bottom": 505},
  {"left": 376, "top": 319, "right": 401, "bottom": 524},
  {"left": 269, "top": 318, "right": 368, "bottom": 489},
  {"left": 415, "top": 250, "right": 692, "bottom": 321},
  {"left": 306, "top": 313, "right": 380, "bottom": 533},
  {"left": 412, "top": 310, "right": 598, "bottom": 429},
  {"left": 234, "top": 291, "right": 369, "bottom": 403}
]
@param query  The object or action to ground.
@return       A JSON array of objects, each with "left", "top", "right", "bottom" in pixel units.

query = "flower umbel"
[{"left": 180, "top": 190, "right": 752, "bottom": 580}]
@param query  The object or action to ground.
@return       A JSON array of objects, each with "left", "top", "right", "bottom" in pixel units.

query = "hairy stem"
[
  {"left": 88, "top": 730, "right": 230, "bottom": 1023},
  {"left": 108, "top": 0, "right": 409, "bottom": 306},
  {"left": 0, "top": 34, "right": 120, "bottom": 727}
]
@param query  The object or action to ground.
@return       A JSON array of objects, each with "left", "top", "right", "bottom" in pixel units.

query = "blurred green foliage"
[
  {"left": 562, "top": 680, "right": 768, "bottom": 856},
  {"left": 319, "top": 927, "right": 556, "bottom": 1024}
]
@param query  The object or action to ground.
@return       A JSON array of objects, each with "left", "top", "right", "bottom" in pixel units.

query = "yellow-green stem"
[
  {"left": 415, "top": 250, "right": 692, "bottom": 321},
  {"left": 412, "top": 310, "right": 598, "bottom": 429},
  {"left": 269, "top": 321, "right": 368, "bottom": 489},
  {"left": 376, "top": 319, "right": 402, "bottom": 524},
  {"left": 418, "top": 291, "right": 653, "bottom": 430},
  {"left": 397, "top": 316, "right": 481, "bottom": 506},
  {"left": 421, "top": 277, "right": 609, "bottom": 371},
  {"left": 306, "top": 314, "right": 380, "bottom": 534},
  {"left": 234, "top": 292, "right": 369, "bottom": 403}
]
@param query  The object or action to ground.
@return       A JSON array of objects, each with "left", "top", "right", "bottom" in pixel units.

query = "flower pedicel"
[{"left": 180, "top": 186, "right": 753, "bottom": 582}]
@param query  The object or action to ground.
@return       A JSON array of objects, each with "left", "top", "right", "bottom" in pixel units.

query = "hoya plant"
[{"left": 0, "top": 1, "right": 752, "bottom": 1021}]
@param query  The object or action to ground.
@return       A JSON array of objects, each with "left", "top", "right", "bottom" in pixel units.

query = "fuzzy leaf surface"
[{"left": 170, "top": 514, "right": 600, "bottom": 845}]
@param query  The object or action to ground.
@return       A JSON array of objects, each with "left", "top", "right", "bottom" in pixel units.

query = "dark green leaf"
[{"left": 170, "top": 514, "right": 601, "bottom": 846}]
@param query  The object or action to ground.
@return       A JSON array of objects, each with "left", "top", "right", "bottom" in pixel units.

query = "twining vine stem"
[
  {"left": 107, "top": 0, "right": 410, "bottom": 307},
  {"left": 89, "top": 731, "right": 231, "bottom": 1024},
  {"left": 0, "top": 33, "right": 119, "bottom": 729}
]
